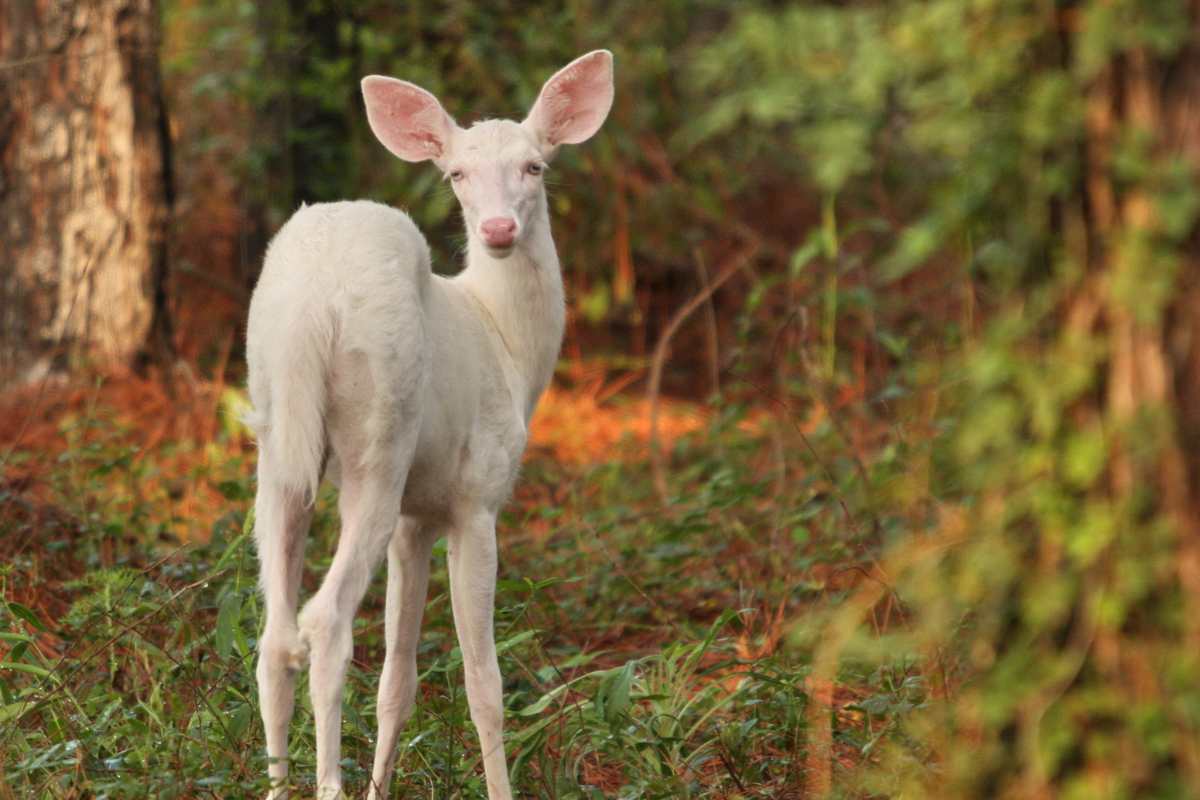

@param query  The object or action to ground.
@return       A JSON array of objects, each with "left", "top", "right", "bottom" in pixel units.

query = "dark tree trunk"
[
  {"left": 241, "top": 0, "right": 357, "bottom": 293},
  {"left": 0, "top": 0, "right": 173, "bottom": 388}
]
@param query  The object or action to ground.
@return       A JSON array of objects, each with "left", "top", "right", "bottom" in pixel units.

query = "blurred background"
[{"left": 2, "top": 1, "right": 1200, "bottom": 798}]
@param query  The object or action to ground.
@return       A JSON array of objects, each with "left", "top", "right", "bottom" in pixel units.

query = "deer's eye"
[
  {"left": 525, "top": 162, "right": 544, "bottom": 176},
  {"left": 449, "top": 169, "right": 465, "bottom": 182}
]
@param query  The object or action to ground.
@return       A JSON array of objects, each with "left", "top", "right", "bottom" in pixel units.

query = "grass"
[{"left": 0, "top": 370, "right": 922, "bottom": 799}]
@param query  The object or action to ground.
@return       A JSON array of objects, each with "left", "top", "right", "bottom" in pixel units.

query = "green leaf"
[
  {"left": 789, "top": 232, "right": 824, "bottom": 278},
  {"left": 597, "top": 660, "right": 636, "bottom": 725},
  {"left": 215, "top": 593, "right": 242, "bottom": 660},
  {"left": 0, "top": 662, "right": 54, "bottom": 680},
  {"left": 6, "top": 602, "right": 46, "bottom": 632}
]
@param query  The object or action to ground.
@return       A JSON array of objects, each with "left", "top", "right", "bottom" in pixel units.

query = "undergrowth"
[{"left": 0, "top": 390, "right": 918, "bottom": 799}]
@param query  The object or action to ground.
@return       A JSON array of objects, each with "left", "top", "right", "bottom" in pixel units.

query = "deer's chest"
[{"left": 399, "top": 401, "right": 528, "bottom": 522}]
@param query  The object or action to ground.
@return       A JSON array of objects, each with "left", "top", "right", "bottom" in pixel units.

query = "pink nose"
[{"left": 481, "top": 217, "right": 517, "bottom": 248}]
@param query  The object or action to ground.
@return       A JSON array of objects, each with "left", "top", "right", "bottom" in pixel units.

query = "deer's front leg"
[
  {"left": 447, "top": 510, "right": 512, "bottom": 800},
  {"left": 368, "top": 520, "right": 434, "bottom": 800}
]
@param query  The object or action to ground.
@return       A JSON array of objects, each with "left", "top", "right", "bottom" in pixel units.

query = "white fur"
[{"left": 246, "top": 50, "right": 614, "bottom": 800}]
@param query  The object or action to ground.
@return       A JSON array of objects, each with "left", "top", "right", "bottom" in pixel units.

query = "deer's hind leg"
[
  {"left": 299, "top": 346, "right": 424, "bottom": 799},
  {"left": 254, "top": 467, "right": 314, "bottom": 800}
]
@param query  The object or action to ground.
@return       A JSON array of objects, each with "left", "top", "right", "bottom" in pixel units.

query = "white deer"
[{"left": 244, "top": 51, "right": 614, "bottom": 800}]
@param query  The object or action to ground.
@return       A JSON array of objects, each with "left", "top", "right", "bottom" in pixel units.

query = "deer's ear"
[
  {"left": 523, "top": 50, "right": 614, "bottom": 155},
  {"left": 362, "top": 76, "right": 457, "bottom": 163}
]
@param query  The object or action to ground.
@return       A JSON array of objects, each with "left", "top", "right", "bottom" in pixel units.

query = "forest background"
[{"left": 3, "top": 1, "right": 1200, "bottom": 798}]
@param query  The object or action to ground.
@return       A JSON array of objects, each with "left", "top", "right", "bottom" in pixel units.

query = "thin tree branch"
[{"left": 647, "top": 242, "right": 758, "bottom": 504}]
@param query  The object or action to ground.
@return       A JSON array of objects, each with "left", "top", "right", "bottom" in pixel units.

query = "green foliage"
[
  {"left": 10, "top": 0, "right": 1200, "bottom": 796},
  {"left": 3, "top": 406, "right": 892, "bottom": 798},
  {"left": 682, "top": 0, "right": 1200, "bottom": 796}
]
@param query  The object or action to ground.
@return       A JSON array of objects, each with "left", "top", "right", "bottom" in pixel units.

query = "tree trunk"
[
  {"left": 1085, "top": 7, "right": 1200, "bottom": 784},
  {"left": 0, "top": 0, "right": 173, "bottom": 388},
  {"left": 241, "top": 0, "right": 357, "bottom": 293}
]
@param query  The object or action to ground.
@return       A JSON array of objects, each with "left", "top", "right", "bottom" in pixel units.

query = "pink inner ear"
[
  {"left": 363, "top": 78, "right": 451, "bottom": 161},
  {"left": 532, "top": 53, "right": 613, "bottom": 146},
  {"left": 391, "top": 97, "right": 444, "bottom": 157},
  {"left": 380, "top": 91, "right": 443, "bottom": 157}
]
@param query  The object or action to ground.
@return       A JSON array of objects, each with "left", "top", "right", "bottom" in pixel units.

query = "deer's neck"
[{"left": 457, "top": 198, "right": 565, "bottom": 419}]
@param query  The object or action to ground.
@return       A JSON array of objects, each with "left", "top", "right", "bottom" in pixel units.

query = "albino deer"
[{"left": 244, "top": 51, "right": 615, "bottom": 800}]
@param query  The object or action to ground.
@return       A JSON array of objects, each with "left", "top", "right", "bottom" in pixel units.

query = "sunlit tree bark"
[
  {"left": 0, "top": 0, "right": 173, "bottom": 387},
  {"left": 1066, "top": 5, "right": 1200, "bottom": 790}
]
